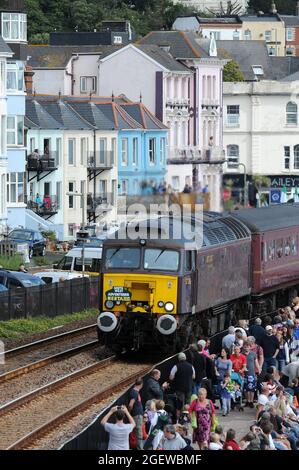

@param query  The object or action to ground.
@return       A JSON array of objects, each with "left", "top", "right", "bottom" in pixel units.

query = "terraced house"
[{"left": 25, "top": 96, "right": 168, "bottom": 240}]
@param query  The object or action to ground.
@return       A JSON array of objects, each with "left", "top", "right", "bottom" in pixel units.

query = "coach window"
[
  {"left": 285, "top": 238, "right": 291, "bottom": 256},
  {"left": 291, "top": 236, "right": 298, "bottom": 255},
  {"left": 276, "top": 239, "right": 283, "bottom": 259},
  {"left": 268, "top": 241, "right": 275, "bottom": 261}
]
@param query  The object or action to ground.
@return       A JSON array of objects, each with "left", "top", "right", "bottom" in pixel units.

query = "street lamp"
[
  {"left": 66, "top": 191, "right": 86, "bottom": 274},
  {"left": 223, "top": 160, "right": 248, "bottom": 208}
]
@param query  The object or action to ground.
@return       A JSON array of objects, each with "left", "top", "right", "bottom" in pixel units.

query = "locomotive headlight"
[
  {"left": 158, "top": 301, "right": 164, "bottom": 308},
  {"left": 105, "top": 300, "right": 114, "bottom": 309},
  {"left": 97, "top": 312, "right": 118, "bottom": 332},
  {"left": 165, "top": 302, "right": 174, "bottom": 312}
]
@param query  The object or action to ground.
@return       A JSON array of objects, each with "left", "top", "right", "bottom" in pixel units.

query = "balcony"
[
  {"left": 167, "top": 147, "right": 225, "bottom": 165},
  {"left": 165, "top": 98, "right": 190, "bottom": 118},
  {"left": 27, "top": 151, "right": 58, "bottom": 182},
  {"left": 87, "top": 151, "right": 115, "bottom": 181},
  {"left": 167, "top": 147, "right": 202, "bottom": 165},
  {"left": 27, "top": 195, "right": 58, "bottom": 220}
]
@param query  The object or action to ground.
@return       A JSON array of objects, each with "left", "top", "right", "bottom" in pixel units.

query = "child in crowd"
[
  {"left": 220, "top": 372, "right": 235, "bottom": 416},
  {"left": 209, "top": 432, "right": 223, "bottom": 450}
]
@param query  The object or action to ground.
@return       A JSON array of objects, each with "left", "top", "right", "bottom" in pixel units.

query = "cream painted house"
[{"left": 223, "top": 80, "right": 299, "bottom": 197}]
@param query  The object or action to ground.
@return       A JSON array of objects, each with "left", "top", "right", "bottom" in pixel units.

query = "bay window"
[
  {"left": 7, "top": 61, "right": 24, "bottom": 92},
  {"left": 7, "top": 116, "right": 24, "bottom": 146},
  {"left": 2, "top": 13, "right": 27, "bottom": 42}
]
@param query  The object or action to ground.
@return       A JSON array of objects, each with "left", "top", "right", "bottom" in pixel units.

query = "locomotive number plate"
[{"left": 106, "top": 286, "right": 132, "bottom": 302}]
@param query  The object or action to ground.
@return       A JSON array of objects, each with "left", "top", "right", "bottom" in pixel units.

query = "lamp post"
[
  {"left": 66, "top": 191, "right": 86, "bottom": 274},
  {"left": 223, "top": 160, "right": 247, "bottom": 208}
]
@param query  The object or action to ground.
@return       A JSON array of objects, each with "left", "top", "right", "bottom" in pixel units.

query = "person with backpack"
[
  {"left": 169, "top": 352, "right": 195, "bottom": 420},
  {"left": 143, "top": 400, "right": 169, "bottom": 450}
]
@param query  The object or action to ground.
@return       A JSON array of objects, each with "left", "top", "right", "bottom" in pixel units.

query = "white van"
[
  {"left": 54, "top": 247, "right": 102, "bottom": 275},
  {"left": 34, "top": 271, "right": 89, "bottom": 284}
]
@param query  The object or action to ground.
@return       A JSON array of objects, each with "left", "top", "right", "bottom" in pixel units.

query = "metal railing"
[
  {"left": 87, "top": 151, "right": 115, "bottom": 169},
  {"left": 87, "top": 193, "right": 114, "bottom": 213},
  {"left": 27, "top": 152, "right": 58, "bottom": 171},
  {"left": 0, "top": 277, "right": 101, "bottom": 321},
  {"left": 27, "top": 195, "right": 59, "bottom": 215}
]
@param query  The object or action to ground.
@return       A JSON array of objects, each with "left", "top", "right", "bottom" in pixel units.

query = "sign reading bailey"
[{"left": 106, "top": 286, "right": 132, "bottom": 302}]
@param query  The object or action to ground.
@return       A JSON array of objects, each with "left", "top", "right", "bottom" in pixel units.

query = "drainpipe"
[
  {"left": 93, "top": 129, "right": 96, "bottom": 220},
  {"left": 66, "top": 54, "right": 79, "bottom": 95}
]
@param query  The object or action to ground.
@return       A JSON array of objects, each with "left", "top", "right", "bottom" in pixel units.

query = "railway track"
[
  {"left": 0, "top": 355, "right": 153, "bottom": 450},
  {"left": 0, "top": 323, "right": 98, "bottom": 378}
]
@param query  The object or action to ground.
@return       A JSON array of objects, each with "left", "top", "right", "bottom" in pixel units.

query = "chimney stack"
[{"left": 24, "top": 65, "right": 34, "bottom": 95}]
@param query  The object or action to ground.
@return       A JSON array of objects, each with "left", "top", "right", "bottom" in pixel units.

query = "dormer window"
[
  {"left": 159, "top": 45, "right": 170, "bottom": 53},
  {"left": 2, "top": 13, "right": 27, "bottom": 42},
  {"left": 252, "top": 65, "right": 264, "bottom": 77}
]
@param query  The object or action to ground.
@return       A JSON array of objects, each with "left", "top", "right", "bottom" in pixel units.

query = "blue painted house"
[{"left": 118, "top": 102, "right": 168, "bottom": 195}]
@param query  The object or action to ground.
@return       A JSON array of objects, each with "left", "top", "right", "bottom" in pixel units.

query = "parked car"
[
  {"left": 53, "top": 247, "right": 102, "bottom": 275},
  {"left": 34, "top": 271, "right": 89, "bottom": 284},
  {"left": 0, "top": 270, "right": 46, "bottom": 289},
  {"left": 6, "top": 229, "right": 46, "bottom": 258},
  {"left": 0, "top": 284, "right": 8, "bottom": 292}
]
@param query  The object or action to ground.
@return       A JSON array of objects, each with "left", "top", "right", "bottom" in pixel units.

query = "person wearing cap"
[
  {"left": 261, "top": 325, "right": 280, "bottom": 372},
  {"left": 222, "top": 326, "right": 236, "bottom": 351},
  {"left": 169, "top": 352, "right": 195, "bottom": 419}
]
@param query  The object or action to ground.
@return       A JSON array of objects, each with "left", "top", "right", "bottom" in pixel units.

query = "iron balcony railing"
[
  {"left": 27, "top": 194, "right": 59, "bottom": 216},
  {"left": 87, "top": 151, "right": 115, "bottom": 169},
  {"left": 27, "top": 151, "right": 58, "bottom": 171}
]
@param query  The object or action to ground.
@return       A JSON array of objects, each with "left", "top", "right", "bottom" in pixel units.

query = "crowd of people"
[{"left": 101, "top": 298, "right": 299, "bottom": 451}]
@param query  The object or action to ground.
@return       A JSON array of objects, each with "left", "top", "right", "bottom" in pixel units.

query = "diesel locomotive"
[{"left": 97, "top": 204, "right": 299, "bottom": 352}]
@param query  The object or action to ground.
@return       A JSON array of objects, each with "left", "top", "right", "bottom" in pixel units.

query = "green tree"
[{"left": 223, "top": 60, "right": 244, "bottom": 82}]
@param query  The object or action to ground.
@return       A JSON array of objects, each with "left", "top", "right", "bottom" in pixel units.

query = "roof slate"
[
  {"left": 28, "top": 45, "right": 122, "bottom": 68},
  {"left": 138, "top": 31, "right": 210, "bottom": 59},
  {"left": 0, "top": 36, "right": 13, "bottom": 55}
]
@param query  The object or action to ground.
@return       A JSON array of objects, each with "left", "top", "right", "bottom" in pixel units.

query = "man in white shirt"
[
  {"left": 256, "top": 386, "right": 270, "bottom": 419},
  {"left": 101, "top": 405, "right": 135, "bottom": 450},
  {"left": 222, "top": 326, "right": 236, "bottom": 350}
]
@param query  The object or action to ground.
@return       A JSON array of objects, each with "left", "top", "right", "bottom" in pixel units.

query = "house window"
[
  {"left": 252, "top": 65, "right": 264, "bottom": 77},
  {"left": 68, "top": 182, "right": 75, "bottom": 208},
  {"left": 287, "top": 28, "right": 295, "bottom": 42},
  {"left": 80, "top": 76, "right": 97, "bottom": 94},
  {"left": 68, "top": 224, "right": 75, "bottom": 237},
  {"left": 265, "top": 30, "right": 272, "bottom": 42},
  {"left": 172, "top": 176, "right": 180, "bottom": 191},
  {"left": 121, "top": 138, "right": 128, "bottom": 166},
  {"left": 286, "top": 102, "right": 298, "bottom": 125},
  {"left": 227, "top": 145, "right": 239, "bottom": 168},
  {"left": 6, "top": 172, "right": 24, "bottom": 203},
  {"left": 149, "top": 138, "right": 156, "bottom": 165},
  {"left": 2, "top": 13, "right": 27, "bottom": 41},
  {"left": 80, "top": 77, "right": 87, "bottom": 93},
  {"left": 56, "top": 138, "right": 62, "bottom": 166},
  {"left": 226, "top": 105, "right": 240, "bottom": 126},
  {"left": 111, "top": 138, "right": 116, "bottom": 165},
  {"left": 212, "top": 31, "right": 221, "bottom": 40},
  {"left": 286, "top": 47, "right": 295, "bottom": 56},
  {"left": 0, "top": 60, "right": 5, "bottom": 95},
  {"left": 132, "top": 137, "right": 138, "bottom": 165},
  {"left": 233, "top": 30, "right": 240, "bottom": 40},
  {"left": 160, "top": 137, "right": 166, "bottom": 164},
  {"left": 7, "top": 116, "right": 23, "bottom": 146},
  {"left": 294, "top": 145, "right": 299, "bottom": 170},
  {"left": 99, "top": 180, "right": 107, "bottom": 199},
  {"left": 68, "top": 139, "right": 76, "bottom": 165},
  {"left": 7, "top": 61, "right": 24, "bottom": 92},
  {"left": 80, "top": 138, "right": 87, "bottom": 165},
  {"left": 1, "top": 115, "right": 6, "bottom": 155},
  {"left": 268, "top": 46, "right": 276, "bottom": 56},
  {"left": 121, "top": 179, "right": 128, "bottom": 195},
  {"left": 284, "top": 146, "right": 290, "bottom": 169},
  {"left": 113, "top": 36, "right": 122, "bottom": 44},
  {"left": 244, "top": 29, "right": 251, "bottom": 40},
  {"left": 99, "top": 138, "right": 107, "bottom": 165}
]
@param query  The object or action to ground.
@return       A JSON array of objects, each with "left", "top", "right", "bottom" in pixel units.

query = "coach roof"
[{"left": 230, "top": 204, "right": 299, "bottom": 233}]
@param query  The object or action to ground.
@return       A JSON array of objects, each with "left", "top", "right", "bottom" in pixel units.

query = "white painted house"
[{"left": 223, "top": 80, "right": 299, "bottom": 197}]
